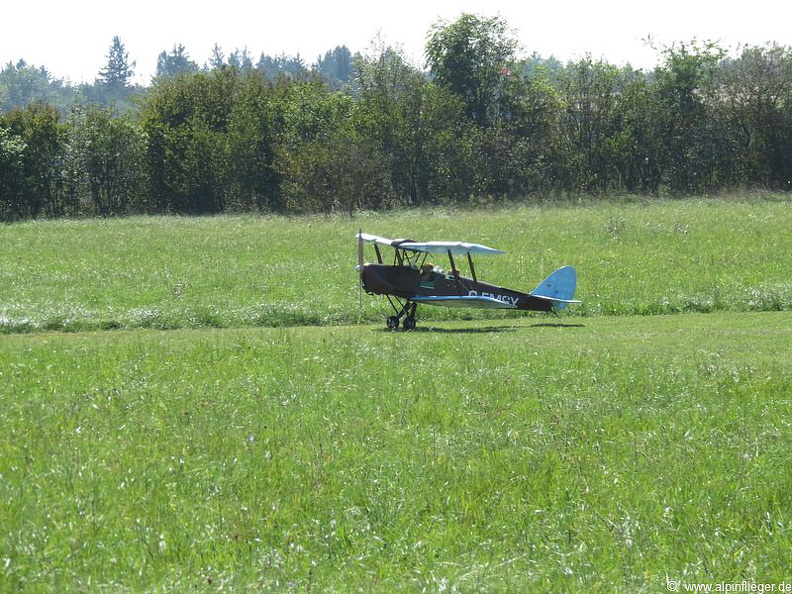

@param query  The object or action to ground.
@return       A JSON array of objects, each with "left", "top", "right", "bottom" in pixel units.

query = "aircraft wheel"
[
  {"left": 403, "top": 316, "right": 416, "bottom": 331},
  {"left": 387, "top": 316, "right": 399, "bottom": 330}
]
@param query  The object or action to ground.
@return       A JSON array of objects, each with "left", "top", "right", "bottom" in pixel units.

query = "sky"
[{"left": 3, "top": 0, "right": 790, "bottom": 84}]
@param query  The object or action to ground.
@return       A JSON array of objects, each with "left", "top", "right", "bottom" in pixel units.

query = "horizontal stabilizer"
[
  {"left": 411, "top": 295, "right": 518, "bottom": 309},
  {"left": 530, "top": 266, "right": 581, "bottom": 310},
  {"left": 531, "top": 295, "right": 582, "bottom": 305}
]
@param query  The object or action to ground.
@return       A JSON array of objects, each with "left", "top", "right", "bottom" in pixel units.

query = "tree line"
[
  {"left": 0, "top": 37, "right": 356, "bottom": 115},
  {"left": 1, "top": 14, "right": 791, "bottom": 220}
]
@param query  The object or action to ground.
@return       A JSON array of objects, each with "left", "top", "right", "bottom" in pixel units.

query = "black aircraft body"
[{"left": 357, "top": 232, "right": 580, "bottom": 330}]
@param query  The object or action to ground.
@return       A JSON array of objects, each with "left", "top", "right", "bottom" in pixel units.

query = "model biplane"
[{"left": 356, "top": 232, "right": 580, "bottom": 330}]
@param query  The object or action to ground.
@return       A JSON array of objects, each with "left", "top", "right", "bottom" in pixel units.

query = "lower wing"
[{"left": 411, "top": 295, "right": 517, "bottom": 309}]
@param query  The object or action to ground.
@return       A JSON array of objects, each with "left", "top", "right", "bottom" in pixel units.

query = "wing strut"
[
  {"left": 447, "top": 249, "right": 465, "bottom": 293},
  {"left": 446, "top": 249, "right": 456, "bottom": 274},
  {"left": 467, "top": 252, "right": 477, "bottom": 283}
]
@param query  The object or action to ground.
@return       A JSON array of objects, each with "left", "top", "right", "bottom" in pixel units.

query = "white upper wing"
[
  {"left": 356, "top": 233, "right": 504, "bottom": 255},
  {"left": 356, "top": 232, "right": 396, "bottom": 247},
  {"left": 399, "top": 241, "right": 505, "bottom": 255}
]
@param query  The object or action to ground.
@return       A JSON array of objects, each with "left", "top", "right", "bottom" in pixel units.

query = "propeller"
[{"left": 357, "top": 229, "right": 364, "bottom": 307}]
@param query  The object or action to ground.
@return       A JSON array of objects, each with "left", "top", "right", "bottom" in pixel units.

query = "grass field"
[
  {"left": 1, "top": 197, "right": 791, "bottom": 591},
  {"left": 1, "top": 196, "right": 791, "bottom": 333}
]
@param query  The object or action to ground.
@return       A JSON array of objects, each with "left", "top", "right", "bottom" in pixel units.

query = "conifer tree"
[{"left": 98, "top": 36, "right": 135, "bottom": 89}]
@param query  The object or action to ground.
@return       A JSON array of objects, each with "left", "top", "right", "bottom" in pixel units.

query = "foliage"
[
  {"left": 78, "top": 36, "right": 146, "bottom": 113},
  {"left": 354, "top": 47, "right": 436, "bottom": 206},
  {"left": 0, "top": 60, "right": 77, "bottom": 113},
  {"left": 98, "top": 36, "right": 136, "bottom": 90},
  {"left": 62, "top": 104, "right": 147, "bottom": 215},
  {"left": 223, "top": 74, "right": 282, "bottom": 212},
  {"left": 653, "top": 41, "right": 732, "bottom": 194},
  {"left": 426, "top": 13, "right": 520, "bottom": 129},
  {"left": 0, "top": 125, "right": 27, "bottom": 216},
  {"left": 554, "top": 58, "right": 629, "bottom": 193},
  {"left": 141, "top": 69, "right": 239, "bottom": 214},
  {"left": 255, "top": 53, "right": 310, "bottom": 81},
  {"left": 3, "top": 15, "right": 792, "bottom": 218},
  {"left": 315, "top": 45, "right": 358, "bottom": 91},
  {"left": 717, "top": 44, "right": 792, "bottom": 188},
  {"left": 154, "top": 44, "right": 199, "bottom": 81},
  {"left": 273, "top": 80, "right": 365, "bottom": 213},
  {"left": 0, "top": 103, "right": 65, "bottom": 219}
]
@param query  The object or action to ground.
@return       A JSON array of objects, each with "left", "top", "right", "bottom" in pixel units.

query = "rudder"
[{"left": 530, "top": 266, "right": 579, "bottom": 310}]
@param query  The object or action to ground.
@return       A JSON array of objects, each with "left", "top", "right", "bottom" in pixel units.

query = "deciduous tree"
[
  {"left": 0, "top": 104, "right": 65, "bottom": 218},
  {"left": 425, "top": 13, "right": 519, "bottom": 129},
  {"left": 63, "top": 104, "right": 146, "bottom": 215}
]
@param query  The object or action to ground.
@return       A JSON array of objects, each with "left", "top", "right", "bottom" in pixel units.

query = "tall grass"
[
  {"left": 1, "top": 198, "right": 791, "bottom": 589},
  {"left": 1, "top": 313, "right": 790, "bottom": 590},
  {"left": 2, "top": 197, "right": 792, "bottom": 333}
]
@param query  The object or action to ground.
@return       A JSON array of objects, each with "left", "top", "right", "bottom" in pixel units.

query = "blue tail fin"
[{"left": 530, "top": 266, "right": 580, "bottom": 310}]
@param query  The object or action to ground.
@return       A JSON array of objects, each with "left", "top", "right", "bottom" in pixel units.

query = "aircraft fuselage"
[{"left": 361, "top": 263, "right": 553, "bottom": 312}]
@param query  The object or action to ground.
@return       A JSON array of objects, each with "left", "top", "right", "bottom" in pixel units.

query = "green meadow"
[
  {"left": 1, "top": 196, "right": 791, "bottom": 333},
  {"left": 1, "top": 197, "right": 791, "bottom": 591}
]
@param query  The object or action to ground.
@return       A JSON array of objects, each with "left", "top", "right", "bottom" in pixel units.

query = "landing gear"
[{"left": 385, "top": 297, "right": 418, "bottom": 331}]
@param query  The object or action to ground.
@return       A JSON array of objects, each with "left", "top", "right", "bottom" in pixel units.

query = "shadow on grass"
[
  {"left": 375, "top": 322, "right": 585, "bottom": 333},
  {"left": 373, "top": 325, "right": 518, "bottom": 334},
  {"left": 417, "top": 325, "right": 518, "bottom": 334}
]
